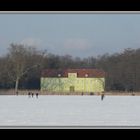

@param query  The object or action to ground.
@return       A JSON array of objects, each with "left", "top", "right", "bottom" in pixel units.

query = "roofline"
[{"left": 41, "top": 68, "right": 106, "bottom": 78}]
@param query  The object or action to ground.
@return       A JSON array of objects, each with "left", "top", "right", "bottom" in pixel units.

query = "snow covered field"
[{"left": 0, "top": 95, "right": 140, "bottom": 126}]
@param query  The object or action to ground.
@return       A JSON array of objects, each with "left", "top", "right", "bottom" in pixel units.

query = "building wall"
[{"left": 41, "top": 73, "right": 105, "bottom": 93}]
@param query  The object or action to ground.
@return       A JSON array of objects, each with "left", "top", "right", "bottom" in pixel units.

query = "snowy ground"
[{"left": 0, "top": 95, "right": 140, "bottom": 126}]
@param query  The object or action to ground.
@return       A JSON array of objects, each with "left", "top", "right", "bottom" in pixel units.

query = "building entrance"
[{"left": 70, "top": 86, "right": 75, "bottom": 92}]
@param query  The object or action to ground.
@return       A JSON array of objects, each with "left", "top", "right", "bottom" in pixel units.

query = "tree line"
[{"left": 0, "top": 43, "right": 140, "bottom": 92}]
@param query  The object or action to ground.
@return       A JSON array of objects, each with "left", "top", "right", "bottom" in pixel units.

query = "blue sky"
[{"left": 0, "top": 13, "right": 140, "bottom": 58}]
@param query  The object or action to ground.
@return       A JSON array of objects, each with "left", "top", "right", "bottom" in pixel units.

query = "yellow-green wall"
[{"left": 41, "top": 73, "right": 105, "bottom": 93}]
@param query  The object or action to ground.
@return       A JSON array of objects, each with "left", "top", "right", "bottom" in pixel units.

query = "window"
[{"left": 68, "top": 73, "right": 77, "bottom": 78}]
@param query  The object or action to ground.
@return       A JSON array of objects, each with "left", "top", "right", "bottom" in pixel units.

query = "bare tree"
[{"left": 7, "top": 43, "right": 45, "bottom": 94}]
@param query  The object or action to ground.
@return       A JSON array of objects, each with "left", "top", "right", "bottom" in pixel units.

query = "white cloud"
[
  {"left": 20, "top": 38, "right": 42, "bottom": 47},
  {"left": 64, "top": 38, "right": 91, "bottom": 50}
]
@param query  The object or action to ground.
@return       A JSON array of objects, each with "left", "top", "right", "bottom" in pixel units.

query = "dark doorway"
[{"left": 70, "top": 86, "right": 75, "bottom": 92}]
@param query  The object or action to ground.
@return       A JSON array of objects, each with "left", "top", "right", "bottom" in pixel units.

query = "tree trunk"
[{"left": 15, "top": 77, "right": 19, "bottom": 95}]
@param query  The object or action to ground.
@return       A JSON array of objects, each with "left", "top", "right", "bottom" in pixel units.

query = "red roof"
[{"left": 41, "top": 69, "right": 106, "bottom": 78}]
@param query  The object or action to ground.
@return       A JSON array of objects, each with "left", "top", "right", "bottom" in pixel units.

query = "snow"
[{"left": 0, "top": 95, "right": 140, "bottom": 126}]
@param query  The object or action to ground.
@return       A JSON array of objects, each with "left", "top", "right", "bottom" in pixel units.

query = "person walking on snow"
[
  {"left": 36, "top": 93, "right": 39, "bottom": 98},
  {"left": 101, "top": 92, "right": 105, "bottom": 101},
  {"left": 31, "top": 92, "right": 34, "bottom": 98}
]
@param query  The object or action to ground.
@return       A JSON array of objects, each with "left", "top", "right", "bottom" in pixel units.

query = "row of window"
[
  {"left": 73, "top": 79, "right": 99, "bottom": 84},
  {"left": 42, "top": 78, "right": 104, "bottom": 84}
]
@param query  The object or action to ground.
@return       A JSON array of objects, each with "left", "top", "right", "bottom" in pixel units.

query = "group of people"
[
  {"left": 81, "top": 92, "right": 105, "bottom": 101},
  {"left": 28, "top": 92, "right": 39, "bottom": 98},
  {"left": 16, "top": 91, "right": 104, "bottom": 100}
]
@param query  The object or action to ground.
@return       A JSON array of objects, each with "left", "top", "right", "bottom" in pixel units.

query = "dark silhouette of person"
[
  {"left": 31, "top": 92, "right": 34, "bottom": 98},
  {"left": 36, "top": 93, "right": 39, "bottom": 98},
  {"left": 101, "top": 93, "right": 105, "bottom": 101},
  {"left": 81, "top": 92, "right": 83, "bottom": 96},
  {"left": 16, "top": 91, "right": 18, "bottom": 96},
  {"left": 28, "top": 92, "right": 31, "bottom": 97}
]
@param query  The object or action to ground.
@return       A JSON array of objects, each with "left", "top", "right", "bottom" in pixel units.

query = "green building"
[{"left": 41, "top": 69, "right": 105, "bottom": 93}]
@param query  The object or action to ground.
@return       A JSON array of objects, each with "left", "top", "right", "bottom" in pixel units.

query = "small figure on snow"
[
  {"left": 36, "top": 93, "right": 39, "bottom": 98},
  {"left": 101, "top": 92, "right": 105, "bottom": 101},
  {"left": 31, "top": 92, "right": 34, "bottom": 98},
  {"left": 28, "top": 92, "right": 31, "bottom": 98}
]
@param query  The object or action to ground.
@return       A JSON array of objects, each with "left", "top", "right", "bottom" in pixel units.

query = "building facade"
[{"left": 41, "top": 69, "right": 105, "bottom": 93}]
